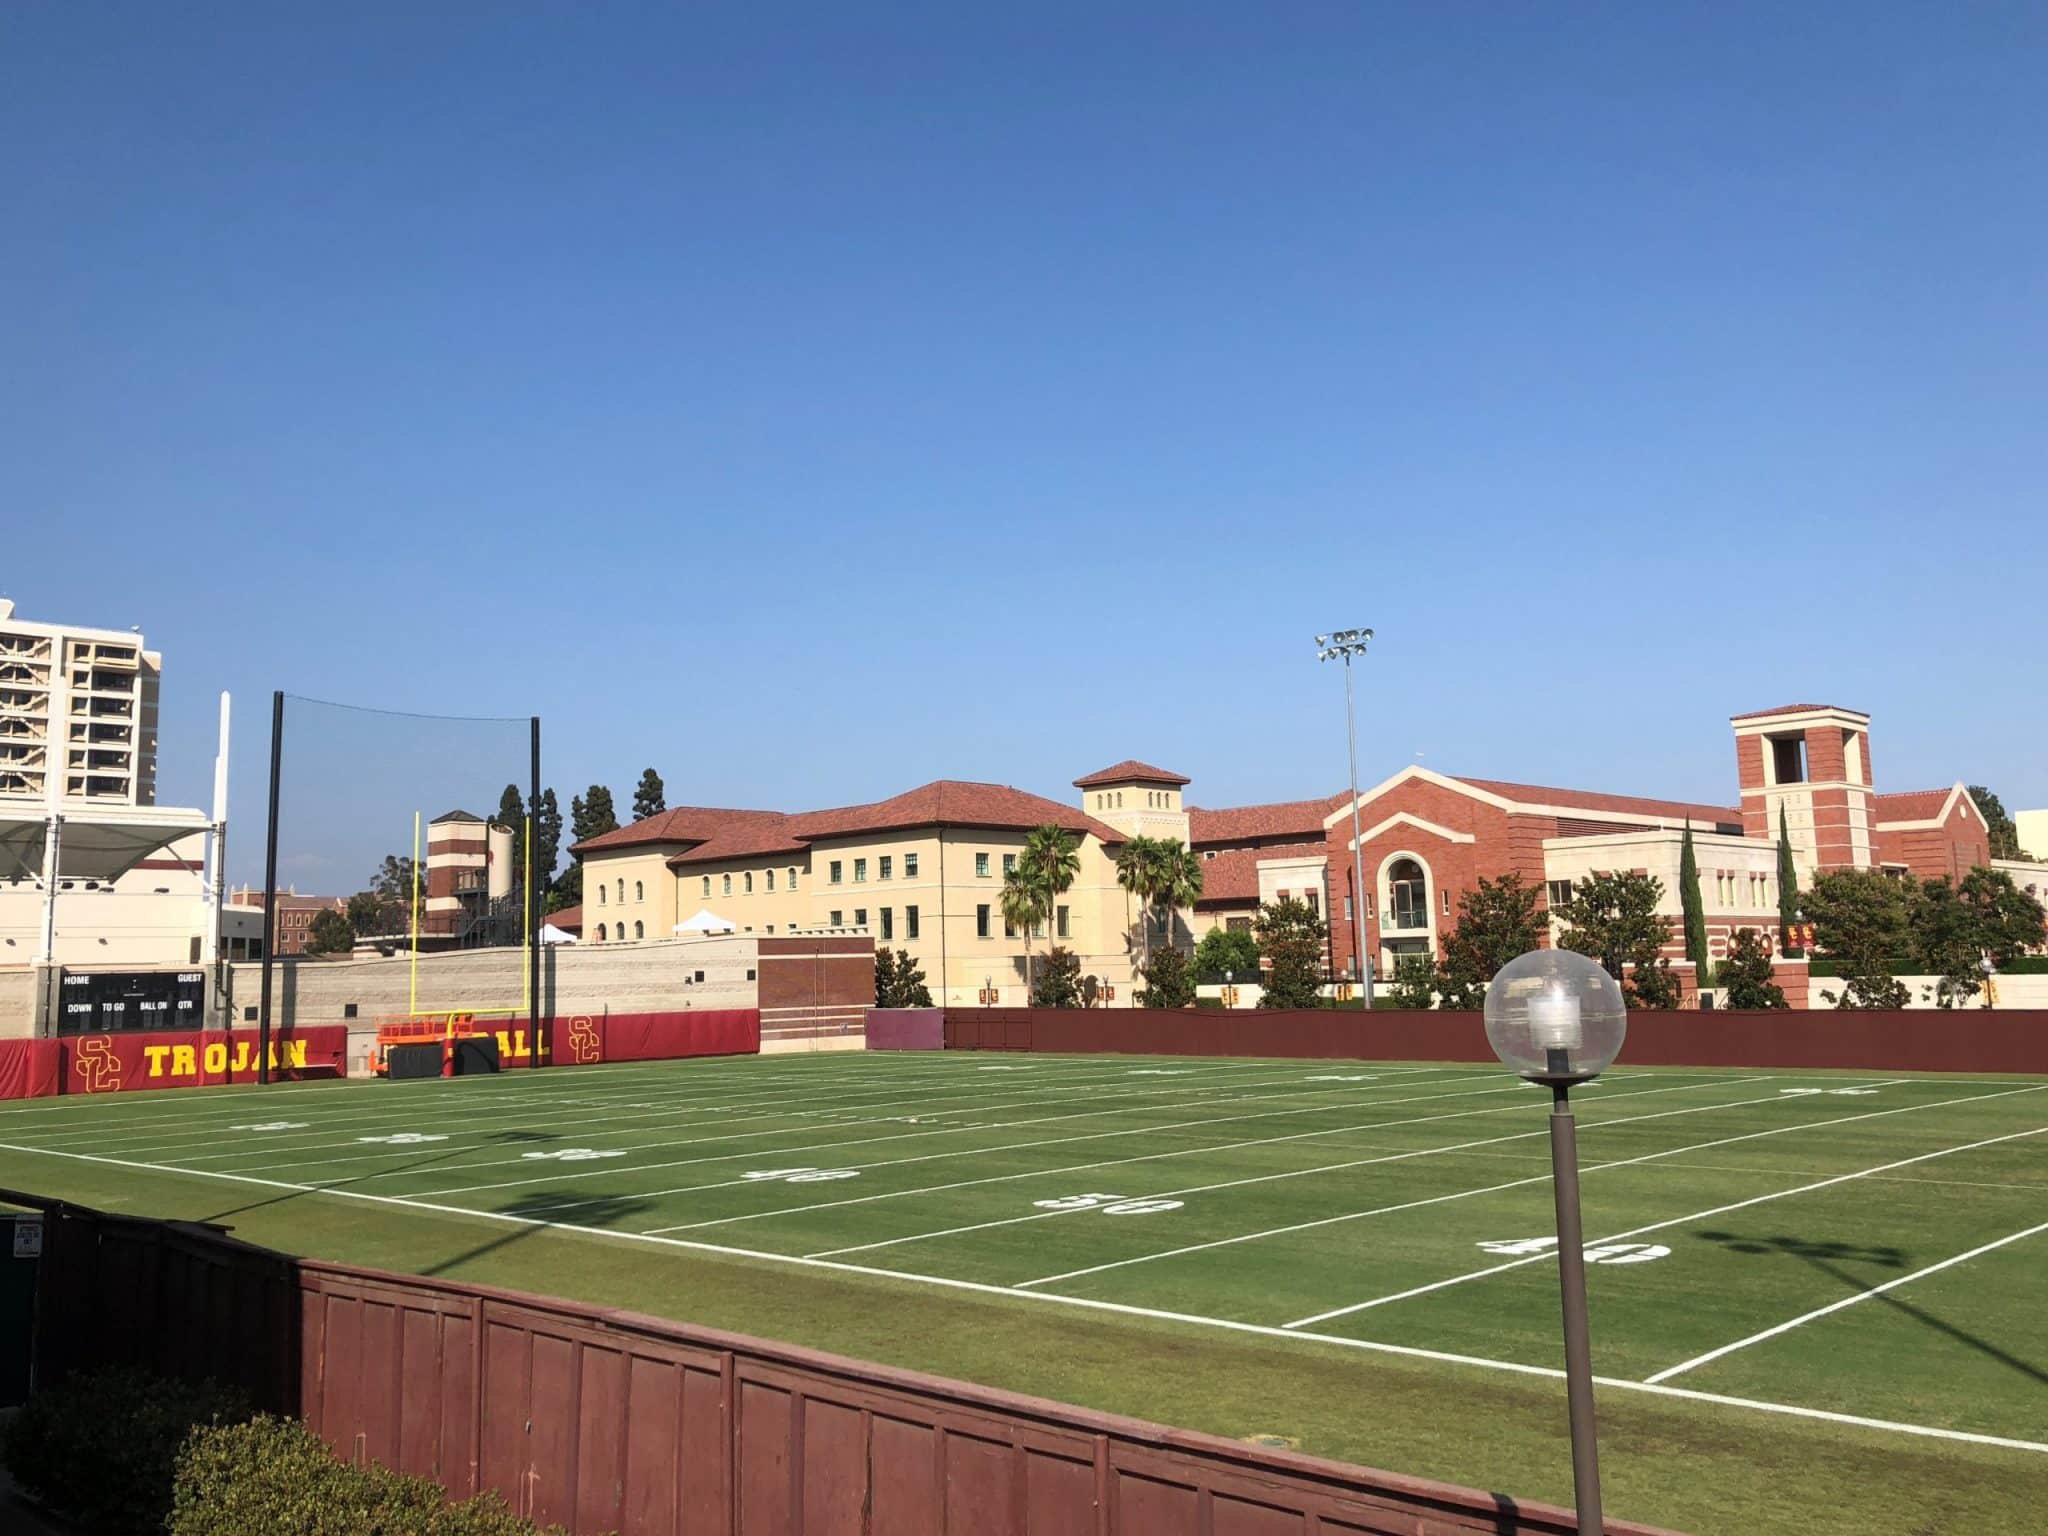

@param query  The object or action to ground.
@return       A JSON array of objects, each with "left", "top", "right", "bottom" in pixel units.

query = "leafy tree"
[
  {"left": 1804, "top": 868, "right": 1913, "bottom": 1009},
  {"left": 633, "top": 767, "right": 667, "bottom": 823},
  {"left": 345, "top": 890, "right": 402, "bottom": 937},
  {"left": 571, "top": 785, "right": 619, "bottom": 843},
  {"left": 1256, "top": 896, "right": 1325, "bottom": 1009},
  {"left": 1137, "top": 945, "right": 1196, "bottom": 1008},
  {"left": 1776, "top": 805, "right": 1802, "bottom": 951},
  {"left": 999, "top": 870, "right": 1048, "bottom": 997},
  {"left": 1911, "top": 877, "right": 1986, "bottom": 1008},
  {"left": 305, "top": 909, "right": 355, "bottom": 955},
  {"left": 1958, "top": 866, "right": 2047, "bottom": 967},
  {"left": 371, "top": 854, "right": 420, "bottom": 903},
  {"left": 1020, "top": 823, "right": 1081, "bottom": 944},
  {"left": 874, "top": 947, "right": 898, "bottom": 1008},
  {"left": 1032, "top": 947, "right": 1084, "bottom": 1008},
  {"left": 1968, "top": 786, "right": 2027, "bottom": 860},
  {"left": 1719, "top": 928, "right": 1787, "bottom": 1009},
  {"left": 533, "top": 788, "right": 564, "bottom": 903},
  {"left": 1436, "top": 873, "right": 1544, "bottom": 1009},
  {"left": 878, "top": 948, "right": 933, "bottom": 1008},
  {"left": 1679, "top": 824, "right": 1712, "bottom": 986},
  {"left": 1150, "top": 839, "right": 1204, "bottom": 956},
  {"left": 1551, "top": 871, "right": 1679, "bottom": 1009},
  {"left": 1389, "top": 953, "right": 1436, "bottom": 1009},
  {"left": 496, "top": 784, "right": 526, "bottom": 901},
  {"left": 1191, "top": 926, "right": 1261, "bottom": 984}
]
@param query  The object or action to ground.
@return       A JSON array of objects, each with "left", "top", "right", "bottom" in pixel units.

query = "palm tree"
[
  {"left": 1148, "top": 839, "right": 1205, "bottom": 958},
  {"left": 1020, "top": 823, "right": 1081, "bottom": 948},
  {"left": 1000, "top": 869, "right": 1048, "bottom": 999},
  {"left": 1114, "top": 835, "right": 1159, "bottom": 963}
]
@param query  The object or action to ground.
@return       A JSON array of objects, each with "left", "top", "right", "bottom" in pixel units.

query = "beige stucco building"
[{"left": 571, "top": 765, "right": 1206, "bottom": 1007}]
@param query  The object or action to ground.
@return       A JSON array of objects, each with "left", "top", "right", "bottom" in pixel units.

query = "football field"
[{"left": 2, "top": 1049, "right": 2044, "bottom": 1533}]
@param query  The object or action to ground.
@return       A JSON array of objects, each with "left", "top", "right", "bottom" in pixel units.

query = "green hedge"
[
  {"left": 1, "top": 1366, "right": 251, "bottom": 1535},
  {"left": 1804, "top": 956, "right": 2048, "bottom": 978},
  {"left": 2, "top": 1368, "right": 581, "bottom": 1536}
]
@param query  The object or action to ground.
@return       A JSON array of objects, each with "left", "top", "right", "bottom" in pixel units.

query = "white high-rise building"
[{"left": 0, "top": 598, "right": 161, "bottom": 807}]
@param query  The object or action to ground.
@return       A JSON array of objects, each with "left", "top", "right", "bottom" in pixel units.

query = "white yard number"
[
  {"left": 742, "top": 1168, "right": 860, "bottom": 1183},
  {"left": 1032, "top": 1192, "right": 1185, "bottom": 1215},
  {"left": 520, "top": 1148, "right": 625, "bottom": 1162},
  {"left": 1129, "top": 1069, "right": 1191, "bottom": 1076},
  {"left": 231, "top": 1121, "right": 308, "bottom": 1132},
  {"left": 1779, "top": 1087, "right": 1878, "bottom": 1097},
  {"left": 1305, "top": 1074, "right": 1375, "bottom": 1082},
  {"left": 356, "top": 1132, "right": 447, "bottom": 1144},
  {"left": 1477, "top": 1236, "right": 1669, "bottom": 1265}
]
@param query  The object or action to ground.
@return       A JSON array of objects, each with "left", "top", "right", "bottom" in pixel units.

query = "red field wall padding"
[
  {"left": 942, "top": 1007, "right": 2048, "bottom": 1075},
  {"left": 590, "top": 1008, "right": 758, "bottom": 1063},
  {"left": 0, "top": 1039, "right": 61, "bottom": 1100},
  {"left": 15, "top": 1199, "right": 1677, "bottom": 1536},
  {"left": 865, "top": 1007, "right": 945, "bottom": 1050},
  {"left": 57, "top": 1024, "right": 348, "bottom": 1095}
]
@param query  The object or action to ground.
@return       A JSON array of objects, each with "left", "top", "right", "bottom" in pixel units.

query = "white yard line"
[
  {"left": 1285, "top": 1103, "right": 2048, "bottom": 1329},
  {"left": 404, "top": 1071, "right": 1541, "bottom": 1201},
  {"left": 0, "top": 1137, "right": 2040, "bottom": 1461},
  {"left": 803, "top": 1078, "right": 1775, "bottom": 1259},
  {"left": 1641, "top": 1216, "right": 2048, "bottom": 1384}
]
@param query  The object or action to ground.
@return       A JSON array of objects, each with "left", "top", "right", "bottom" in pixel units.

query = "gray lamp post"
[
  {"left": 1483, "top": 949, "right": 1628, "bottom": 1536},
  {"left": 1314, "top": 629, "right": 1374, "bottom": 1004}
]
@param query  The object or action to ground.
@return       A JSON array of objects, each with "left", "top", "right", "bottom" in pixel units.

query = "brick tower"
[{"left": 1731, "top": 704, "right": 1874, "bottom": 881}]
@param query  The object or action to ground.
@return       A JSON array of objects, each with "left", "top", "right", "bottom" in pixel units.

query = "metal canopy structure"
[{"left": 0, "top": 804, "right": 213, "bottom": 882}]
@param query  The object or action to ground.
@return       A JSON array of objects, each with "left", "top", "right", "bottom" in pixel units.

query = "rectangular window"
[
  {"left": 1056, "top": 904, "right": 1069, "bottom": 939},
  {"left": 1004, "top": 914, "right": 1017, "bottom": 939},
  {"left": 1441, "top": 888, "right": 1450, "bottom": 915},
  {"left": 830, "top": 910, "right": 843, "bottom": 928},
  {"left": 1343, "top": 895, "right": 1352, "bottom": 920},
  {"left": 854, "top": 908, "right": 867, "bottom": 928},
  {"left": 1547, "top": 880, "right": 1573, "bottom": 909},
  {"left": 977, "top": 904, "right": 991, "bottom": 938},
  {"left": 904, "top": 852, "right": 919, "bottom": 878},
  {"left": 975, "top": 852, "right": 990, "bottom": 878},
  {"left": 854, "top": 857, "right": 867, "bottom": 883},
  {"left": 830, "top": 860, "right": 843, "bottom": 884},
  {"left": 880, "top": 907, "right": 893, "bottom": 941},
  {"left": 906, "top": 905, "right": 920, "bottom": 939},
  {"left": 1307, "top": 890, "right": 1320, "bottom": 915},
  {"left": 879, "top": 855, "right": 892, "bottom": 881},
  {"left": 1003, "top": 853, "right": 1016, "bottom": 875}
]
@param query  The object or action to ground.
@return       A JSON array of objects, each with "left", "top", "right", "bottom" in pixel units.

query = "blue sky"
[{"left": 4, "top": 4, "right": 2043, "bottom": 885}]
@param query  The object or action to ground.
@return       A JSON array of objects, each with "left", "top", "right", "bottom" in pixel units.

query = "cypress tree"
[
  {"left": 1777, "top": 805, "right": 1802, "bottom": 952},
  {"left": 1679, "top": 822, "right": 1712, "bottom": 987}
]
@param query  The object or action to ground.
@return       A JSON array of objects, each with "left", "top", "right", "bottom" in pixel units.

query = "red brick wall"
[{"left": 1874, "top": 798, "right": 1991, "bottom": 882}]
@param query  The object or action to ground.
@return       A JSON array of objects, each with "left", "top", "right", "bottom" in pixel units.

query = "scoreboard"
[{"left": 58, "top": 970, "right": 207, "bottom": 1035}]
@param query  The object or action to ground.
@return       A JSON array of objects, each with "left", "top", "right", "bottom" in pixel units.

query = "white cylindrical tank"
[{"left": 488, "top": 821, "right": 515, "bottom": 901}]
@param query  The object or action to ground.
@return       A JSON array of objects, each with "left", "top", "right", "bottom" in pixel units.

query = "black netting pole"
[
  {"left": 256, "top": 691, "right": 284, "bottom": 1086},
  {"left": 528, "top": 716, "right": 542, "bottom": 1067}
]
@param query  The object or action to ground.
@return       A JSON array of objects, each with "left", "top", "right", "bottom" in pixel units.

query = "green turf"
[{"left": 1, "top": 1051, "right": 2044, "bottom": 1535}]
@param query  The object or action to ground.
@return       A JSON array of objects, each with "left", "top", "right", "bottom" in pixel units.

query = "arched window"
[
  {"left": 722, "top": 874, "right": 732, "bottom": 896},
  {"left": 635, "top": 880, "right": 643, "bottom": 901},
  {"left": 616, "top": 879, "right": 625, "bottom": 903},
  {"left": 596, "top": 923, "right": 607, "bottom": 942},
  {"left": 702, "top": 875, "right": 710, "bottom": 897},
  {"left": 634, "top": 921, "right": 644, "bottom": 939},
  {"left": 597, "top": 885, "right": 606, "bottom": 905},
  {"left": 1387, "top": 858, "right": 1428, "bottom": 931}
]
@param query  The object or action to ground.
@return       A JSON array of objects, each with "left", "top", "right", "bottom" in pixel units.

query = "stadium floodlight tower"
[
  {"left": 1313, "top": 629, "right": 1375, "bottom": 1004},
  {"left": 1484, "top": 947, "right": 1628, "bottom": 1536}
]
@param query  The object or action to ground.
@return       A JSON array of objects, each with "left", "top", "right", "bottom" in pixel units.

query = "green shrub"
[
  {"left": 1, "top": 1366, "right": 251, "bottom": 1535},
  {"left": 171, "top": 1415, "right": 580, "bottom": 1536}
]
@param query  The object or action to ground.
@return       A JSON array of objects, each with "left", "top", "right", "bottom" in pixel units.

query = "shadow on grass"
[
  {"left": 418, "top": 1190, "right": 654, "bottom": 1278},
  {"left": 1694, "top": 1229, "right": 2047, "bottom": 1388},
  {"left": 196, "top": 1128, "right": 564, "bottom": 1225}
]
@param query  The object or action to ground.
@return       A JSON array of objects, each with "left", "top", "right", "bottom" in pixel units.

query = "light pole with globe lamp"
[
  {"left": 1314, "top": 629, "right": 1374, "bottom": 1004},
  {"left": 1483, "top": 948, "right": 1628, "bottom": 1536}
]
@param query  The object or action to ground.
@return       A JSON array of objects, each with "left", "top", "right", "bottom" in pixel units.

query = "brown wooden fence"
[
  {"left": 16, "top": 1192, "right": 1677, "bottom": 1535},
  {"left": 942, "top": 1006, "right": 2048, "bottom": 1074}
]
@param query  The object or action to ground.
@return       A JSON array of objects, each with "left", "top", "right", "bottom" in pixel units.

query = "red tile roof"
[
  {"left": 545, "top": 904, "right": 583, "bottom": 933},
  {"left": 1188, "top": 793, "right": 1348, "bottom": 846},
  {"left": 1728, "top": 703, "right": 1857, "bottom": 721},
  {"left": 1194, "top": 841, "right": 1327, "bottom": 905},
  {"left": 1451, "top": 776, "right": 1741, "bottom": 826},
  {"left": 1073, "top": 759, "right": 1191, "bottom": 789},
  {"left": 1874, "top": 787, "right": 1957, "bottom": 823},
  {"left": 570, "top": 806, "right": 782, "bottom": 855},
  {"left": 640, "top": 781, "right": 1125, "bottom": 870}
]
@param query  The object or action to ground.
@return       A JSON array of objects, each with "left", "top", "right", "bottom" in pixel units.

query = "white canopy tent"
[
  {"left": 673, "top": 908, "right": 736, "bottom": 935},
  {"left": 539, "top": 920, "right": 579, "bottom": 945}
]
